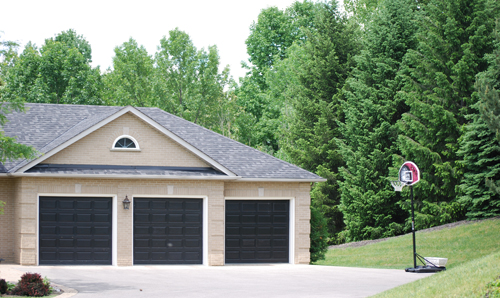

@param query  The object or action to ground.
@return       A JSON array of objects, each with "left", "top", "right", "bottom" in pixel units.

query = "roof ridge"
[{"left": 138, "top": 107, "right": 316, "bottom": 176}]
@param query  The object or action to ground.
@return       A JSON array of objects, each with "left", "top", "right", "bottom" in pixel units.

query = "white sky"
[{"left": 0, "top": 0, "right": 331, "bottom": 81}]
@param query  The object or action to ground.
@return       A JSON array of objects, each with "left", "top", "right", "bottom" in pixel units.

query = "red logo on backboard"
[{"left": 399, "top": 161, "right": 420, "bottom": 185}]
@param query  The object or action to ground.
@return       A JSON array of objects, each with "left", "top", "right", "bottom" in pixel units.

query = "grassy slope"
[
  {"left": 314, "top": 218, "right": 500, "bottom": 297},
  {"left": 315, "top": 218, "right": 500, "bottom": 269},
  {"left": 373, "top": 251, "right": 500, "bottom": 298}
]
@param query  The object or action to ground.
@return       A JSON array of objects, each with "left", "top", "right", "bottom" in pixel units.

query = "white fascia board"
[
  {"left": 17, "top": 106, "right": 136, "bottom": 173},
  {"left": 10, "top": 173, "right": 241, "bottom": 180},
  {"left": 130, "top": 108, "right": 236, "bottom": 177},
  {"left": 237, "top": 178, "right": 327, "bottom": 182}
]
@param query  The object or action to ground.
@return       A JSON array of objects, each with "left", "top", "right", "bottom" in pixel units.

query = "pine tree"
[
  {"left": 396, "top": 0, "right": 499, "bottom": 228},
  {"left": 337, "top": 0, "right": 418, "bottom": 241},
  {"left": 279, "top": 1, "right": 361, "bottom": 238},
  {"left": 475, "top": 22, "right": 500, "bottom": 196},
  {"left": 457, "top": 109, "right": 500, "bottom": 219}
]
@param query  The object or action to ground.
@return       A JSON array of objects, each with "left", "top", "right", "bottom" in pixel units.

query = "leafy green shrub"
[
  {"left": 9, "top": 272, "right": 50, "bottom": 297},
  {"left": 0, "top": 279, "right": 7, "bottom": 294},
  {"left": 310, "top": 206, "right": 329, "bottom": 263},
  {"left": 483, "top": 276, "right": 500, "bottom": 298}
]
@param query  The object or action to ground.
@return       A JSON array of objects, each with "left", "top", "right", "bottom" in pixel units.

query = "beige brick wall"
[
  {"left": 12, "top": 177, "right": 226, "bottom": 266},
  {"left": 43, "top": 112, "right": 210, "bottom": 168},
  {"left": 7, "top": 177, "right": 311, "bottom": 266},
  {"left": 224, "top": 182, "right": 312, "bottom": 264},
  {"left": 0, "top": 178, "right": 15, "bottom": 262}
]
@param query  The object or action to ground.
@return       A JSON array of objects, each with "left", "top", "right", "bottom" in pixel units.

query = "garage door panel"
[
  {"left": 185, "top": 201, "right": 201, "bottom": 210},
  {"left": 184, "top": 227, "right": 201, "bottom": 236},
  {"left": 94, "top": 201, "right": 111, "bottom": 209},
  {"left": 241, "top": 227, "right": 256, "bottom": 235},
  {"left": 273, "top": 203, "right": 288, "bottom": 212},
  {"left": 226, "top": 239, "right": 240, "bottom": 248},
  {"left": 273, "top": 215, "right": 288, "bottom": 224},
  {"left": 135, "top": 239, "right": 150, "bottom": 247},
  {"left": 185, "top": 214, "right": 201, "bottom": 223},
  {"left": 169, "top": 227, "right": 183, "bottom": 235},
  {"left": 257, "top": 239, "right": 271, "bottom": 247},
  {"left": 40, "top": 239, "right": 57, "bottom": 247},
  {"left": 226, "top": 215, "right": 240, "bottom": 223},
  {"left": 76, "top": 201, "right": 92, "bottom": 209},
  {"left": 169, "top": 201, "right": 184, "bottom": 210},
  {"left": 76, "top": 239, "right": 92, "bottom": 247},
  {"left": 41, "top": 200, "right": 57, "bottom": 209},
  {"left": 273, "top": 227, "right": 288, "bottom": 236},
  {"left": 59, "top": 201, "right": 75, "bottom": 209},
  {"left": 58, "top": 213, "right": 75, "bottom": 222},
  {"left": 152, "top": 239, "right": 166, "bottom": 247},
  {"left": 226, "top": 200, "right": 289, "bottom": 264},
  {"left": 134, "top": 201, "right": 150, "bottom": 210},
  {"left": 94, "top": 214, "right": 111, "bottom": 222},
  {"left": 39, "top": 197, "right": 112, "bottom": 265},
  {"left": 133, "top": 198, "right": 203, "bottom": 265},
  {"left": 185, "top": 252, "right": 201, "bottom": 260},
  {"left": 258, "top": 215, "right": 271, "bottom": 224},
  {"left": 59, "top": 226, "right": 74, "bottom": 234},
  {"left": 226, "top": 227, "right": 240, "bottom": 236},
  {"left": 242, "top": 203, "right": 256, "bottom": 212},
  {"left": 185, "top": 239, "right": 201, "bottom": 247},
  {"left": 257, "top": 203, "right": 271, "bottom": 212},
  {"left": 242, "top": 215, "right": 256, "bottom": 223},
  {"left": 242, "top": 239, "right": 256, "bottom": 247},
  {"left": 168, "top": 214, "right": 183, "bottom": 223},
  {"left": 94, "top": 226, "right": 111, "bottom": 235},
  {"left": 134, "top": 214, "right": 149, "bottom": 223},
  {"left": 135, "top": 226, "right": 150, "bottom": 234}
]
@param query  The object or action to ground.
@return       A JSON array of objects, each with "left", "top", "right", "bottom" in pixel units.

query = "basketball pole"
[{"left": 410, "top": 185, "right": 416, "bottom": 268}]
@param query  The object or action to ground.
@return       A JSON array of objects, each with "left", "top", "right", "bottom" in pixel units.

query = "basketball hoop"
[{"left": 391, "top": 180, "right": 405, "bottom": 192}]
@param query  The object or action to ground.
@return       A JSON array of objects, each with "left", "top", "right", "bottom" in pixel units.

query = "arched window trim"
[{"left": 110, "top": 135, "right": 141, "bottom": 151}]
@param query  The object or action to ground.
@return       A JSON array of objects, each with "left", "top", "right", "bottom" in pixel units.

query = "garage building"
[{"left": 0, "top": 103, "right": 324, "bottom": 266}]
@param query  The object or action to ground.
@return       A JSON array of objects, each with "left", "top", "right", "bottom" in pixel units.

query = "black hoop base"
[{"left": 405, "top": 266, "right": 446, "bottom": 273}]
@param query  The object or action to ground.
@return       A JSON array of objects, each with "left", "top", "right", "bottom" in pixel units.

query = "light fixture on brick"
[{"left": 122, "top": 195, "right": 131, "bottom": 210}]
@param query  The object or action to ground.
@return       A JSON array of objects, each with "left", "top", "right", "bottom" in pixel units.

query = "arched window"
[{"left": 111, "top": 135, "right": 140, "bottom": 151}]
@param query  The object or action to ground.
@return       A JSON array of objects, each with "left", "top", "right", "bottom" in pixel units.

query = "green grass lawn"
[
  {"left": 314, "top": 218, "right": 500, "bottom": 297},
  {"left": 315, "top": 218, "right": 500, "bottom": 269}
]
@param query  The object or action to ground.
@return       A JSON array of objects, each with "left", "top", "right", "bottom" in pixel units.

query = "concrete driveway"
[{"left": 9, "top": 264, "right": 430, "bottom": 298}]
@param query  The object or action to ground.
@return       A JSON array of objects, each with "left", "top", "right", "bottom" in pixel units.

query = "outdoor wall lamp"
[{"left": 123, "top": 195, "right": 131, "bottom": 210}]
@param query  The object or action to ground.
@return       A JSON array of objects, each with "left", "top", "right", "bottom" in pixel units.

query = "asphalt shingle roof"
[{"left": 1, "top": 103, "right": 323, "bottom": 180}]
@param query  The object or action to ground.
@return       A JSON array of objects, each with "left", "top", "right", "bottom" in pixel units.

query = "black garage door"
[
  {"left": 134, "top": 198, "right": 203, "bottom": 264},
  {"left": 225, "top": 200, "right": 289, "bottom": 263},
  {"left": 39, "top": 197, "right": 112, "bottom": 265}
]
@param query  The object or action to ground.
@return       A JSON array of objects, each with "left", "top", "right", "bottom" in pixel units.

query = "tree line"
[{"left": 1, "top": 0, "right": 500, "bottom": 261}]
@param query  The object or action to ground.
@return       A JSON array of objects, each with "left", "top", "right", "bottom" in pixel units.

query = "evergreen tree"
[
  {"left": 457, "top": 108, "right": 500, "bottom": 219},
  {"left": 337, "top": 0, "right": 418, "bottom": 241},
  {"left": 475, "top": 22, "right": 500, "bottom": 196},
  {"left": 278, "top": 1, "right": 361, "bottom": 239},
  {"left": 396, "top": 0, "right": 499, "bottom": 228}
]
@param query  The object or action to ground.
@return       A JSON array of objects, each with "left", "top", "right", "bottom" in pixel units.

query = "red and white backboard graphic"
[{"left": 398, "top": 161, "right": 420, "bottom": 185}]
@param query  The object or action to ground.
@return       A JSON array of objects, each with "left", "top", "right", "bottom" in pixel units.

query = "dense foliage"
[
  {"left": 310, "top": 206, "right": 330, "bottom": 262},
  {"left": 1, "top": 0, "right": 500, "bottom": 252},
  {"left": 9, "top": 273, "right": 51, "bottom": 297}
]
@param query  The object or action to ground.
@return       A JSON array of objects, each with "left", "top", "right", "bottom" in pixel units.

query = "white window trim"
[{"left": 110, "top": 135, "right": 141, "bottom": 151}]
